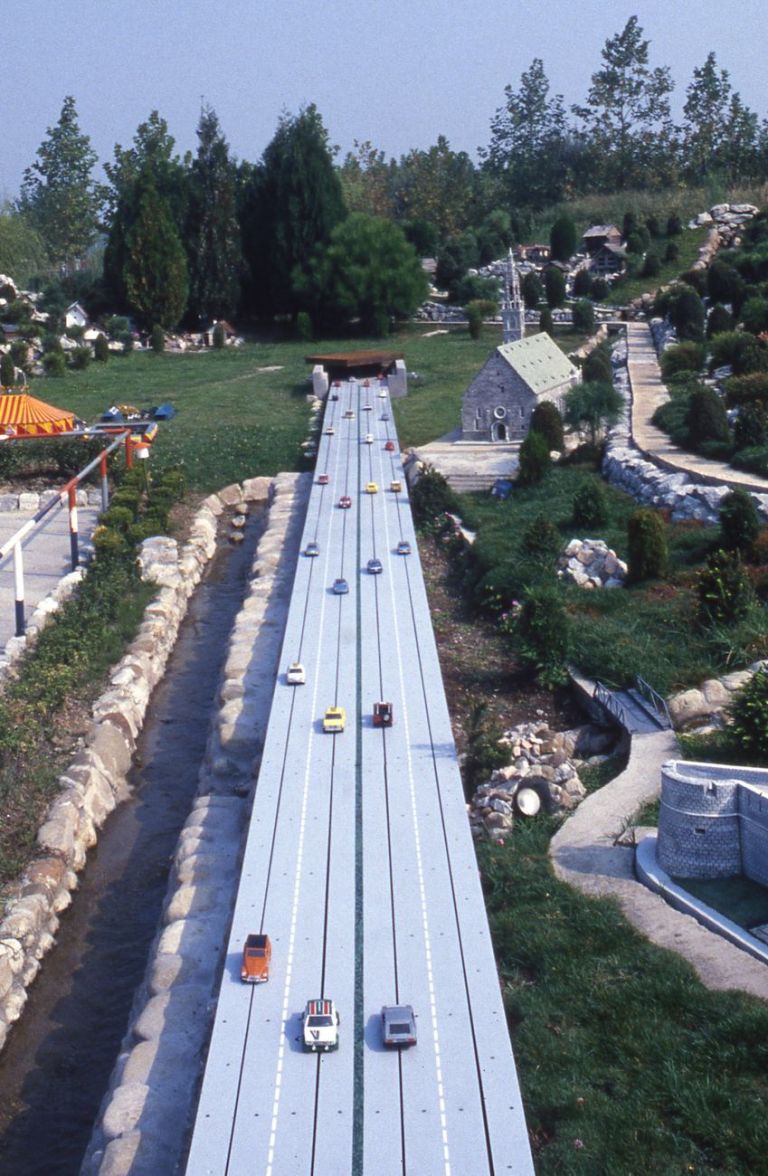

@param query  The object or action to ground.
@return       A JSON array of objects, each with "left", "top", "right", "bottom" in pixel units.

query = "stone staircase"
[{"left": 412, "top": 438, "right": 520, "bottom": 493}]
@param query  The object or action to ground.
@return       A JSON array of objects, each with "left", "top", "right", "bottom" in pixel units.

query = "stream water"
[{"left": 0, "top": 508, "right": 266, "bottom": 1175}]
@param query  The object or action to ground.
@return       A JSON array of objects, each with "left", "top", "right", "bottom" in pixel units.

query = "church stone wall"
[{"left": 461, "top": 354, "right": 535, "bottom": 441}]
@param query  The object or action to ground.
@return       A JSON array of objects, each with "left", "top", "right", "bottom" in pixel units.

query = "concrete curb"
[{"left": 81, "top": 471, "right": 310, "bottom": 1176}]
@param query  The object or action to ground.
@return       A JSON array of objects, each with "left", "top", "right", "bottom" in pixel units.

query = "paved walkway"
[
  {"left": 0, "top": 506, "right": 99, "bottom": 652},
  {"left": 626, "top": 320, "right": 768, "bottom": 494}
]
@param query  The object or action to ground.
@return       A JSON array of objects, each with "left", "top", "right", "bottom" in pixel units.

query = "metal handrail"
[
  {"left": 635, "top": 675, "right": 672, "bottom": 728},
  {"left": 593, "top": 680, "right": 628, "bottom": 729}
]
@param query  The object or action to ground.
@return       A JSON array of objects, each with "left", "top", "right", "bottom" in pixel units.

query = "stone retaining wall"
[
  {"left": 0, "top": 473, "right": 305, "bottom": 1080},
  {"left": 81, "top": 470, "right": 309, "bottom": 1176}
]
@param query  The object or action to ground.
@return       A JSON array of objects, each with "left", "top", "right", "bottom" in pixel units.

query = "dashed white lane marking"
[
  {"left": 263, "top": 421, "right": 342, "bottom": 1176},
  {"left": 383, "top": 475, "right": 452, "bottom": 1176}
]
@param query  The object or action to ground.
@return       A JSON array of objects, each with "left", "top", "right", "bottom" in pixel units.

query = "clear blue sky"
[{"left": 2, "top": 0, "right": 766, "bottom": 201}]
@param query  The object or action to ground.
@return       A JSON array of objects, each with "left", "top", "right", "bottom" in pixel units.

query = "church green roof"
[{"left": 497, "top": 333, "right": 578, "bottom": 397}]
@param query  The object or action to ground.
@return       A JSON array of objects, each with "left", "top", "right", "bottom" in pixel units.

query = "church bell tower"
[{"left": 502, "top": 249, "right": 524, "bottom": 344}]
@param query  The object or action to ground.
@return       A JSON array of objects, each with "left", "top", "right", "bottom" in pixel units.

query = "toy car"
[
  {"left": 241, "top": 934, "right": 272, "bottom": 983},
  {"left": 366, "top": 482, "right": 378, "bottom": 494},
  {"left": 367, "top": 558, "right": 383, "bottom": 574},
  {"left": 286, "top": 662, "right": 306, "bottom": 685},
  {"left": 344, "top": 409, "right": 355, "bottom": 419},
  {"left": 384, "top": 440, "right": 395, "bottom": 452},
  {"left": 324, "top": 425, "right": 335, "bottom": 435},
  {"left": 390, "top": 479, "right": 402, "bottom": 492},
  {"left": 302, "top": 998, "right": 340, "bottom": 1051},
  {"left": 373, "top": 700, "right": 393, "bottom": 727},
  {"left": 396, "top": 540, "right": 411, "bottom": 555},
  {"left": 381, "top": 1004, "right": 416, "bottom": 1047},
  {"left": 323, "top": 706, "right": 346, "bottom": 733},
  {"left": 378, "top": 389, "right": 387, "bottom": 398},
  {"left": 364, "top": 434, "right": 373, "bottom": 444},
  {"left": 333, "top": 578, "right": 349, "bottom": 594},
  {"left": 317, "top": 473, "right": 329, "bottom": 485},
  {"left": 363, "top": 403, "right": 372, "bottom": 411},
  {"left": 381, "top": 412, "right": 390, "bottom": 421},
  {"left": 338, "top": 495, "right": 352, "bottom": 508},
  {"left": 305, "top": 541, "right": 320, "bottom": 556}
]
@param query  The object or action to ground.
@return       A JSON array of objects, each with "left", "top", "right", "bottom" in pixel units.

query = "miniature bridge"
[{"left": 184, "top": 377, "right": 534, "bottom": 1174}]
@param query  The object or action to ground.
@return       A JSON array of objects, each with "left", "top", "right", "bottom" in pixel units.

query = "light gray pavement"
[
  {"left": 0, "top": 505, "right": 100, "bottom": 650},
  {"left": 550, "top": 720, "right": 768, "bottom": 1000},
  {"left": 626, "top": 320, "right": 768, "bottom": 494}
]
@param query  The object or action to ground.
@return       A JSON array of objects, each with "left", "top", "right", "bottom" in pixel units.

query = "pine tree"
[
  {"left": 186, "top": 105, "right": 241, "bottom": 324},
  {"left": 241, "top": 105, "right": 346, "bottom": 318},
  {"left": 123, "top": 171, "right": 189, "bottom": 329},
  {"left": 19, "top": 96, "right": 100, "bottom": 271}
]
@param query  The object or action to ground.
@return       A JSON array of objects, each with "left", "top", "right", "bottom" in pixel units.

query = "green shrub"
[
  {"left": 538, "top": 306, "right": 553, "bottom": 334},
  {"left": 664, "top": 241, "right": 679, "bottom": 264},
  {"left": 670, "top": 287, "right": 705, "bottom": 342},
  {"left": 728, "top": 670, "right": 768, "bottom": 760},
  {"left": 641, "top": 251, "right": 661, "bottom": 278},
  {"left": 696, "top": 548, "right": 755, "bottom": 625},
  {"left": 212, "top": 322, "right": 226, "bottom": 349},
  {"left": 627, "top": 508, "right": 668, "bottom": 582},
  {"left": 296, "top": 311, "right": 312, "bottom": 341},
  {"left": 150, "top": 324, "right": 165, "bottom": 354},
  {"left": 591, "top": 277, "right": 608, "bottom": 301},
  {"left": 742, "top": 296, "right": 768, "bottom": 336},
  {"left": 462, "top": 702, "right": 510, "bottom": 795},
  {"left": 515, "top": 585, "right": 570, "bottom": 689},
  {"left": 732, "top": 446, "right": 768, "bottom": 478},
  {"left": 719, "top": 489, "right": 760, "bottom": 559},
  {"left": 572, "top": 299, "right": 595, "bottom": 333},
  {"left": 106, "top": 315, "right": 130, "bottom": 339},
  {"left": 411, "top": 465, "right": 461, "bottom": 527},
  {"left": 572, "top": 268, "right": 593, "bottom": 298},
  {"left": 0, "top": 351, "right": 15, "bottom": 386},
  {"left": 572, "top": 479, "right": 609, "bottom": 527},
  {"left": 100, "top": 505, "right": 135, "bottom": 532},
  {"left": 522, "top": 514, "right": 560, "bottom": 558},
  {"left": 707, "top": 304, "right": 734, "bottom": 338},
  {"left": 660, "top": 342, "right": 704, "bottom": 381},
  {"left": 667, "top": 213, "right": 683, "bottom": 236},
  {"left": 529, "top": 401, "right": 564, "bottom": 452},
  {"left": 734, "top": 402, "right": 767, "bottom": 450},
  {"left": 70, "top": 345, "right": 91, "bottom": 370},
  {"left": 42, "top": 352, "right": 66, "bottom": 377},
  {"left": 517, "top": 430, "right": 550, "bottom": 486},
  {"left": 91, "top": 526, "right": 129, "bottom": 558},
  {"left": 466, "top": 302, "right": 483, "bottom": 340},
  {"left": 94, "top": 333, "right": 109, "bottom": 362},
  {"left": 583, "top": 345, "right": 612, "bottom": 385},
  {"left": 687, "top": 386, "right": 731, "bottom": 449},
  {"left": 544, "top": 266, "right": 566, "bottom": 308},
  {"left": 710, "top": 330, "right": 768, "bottom": 375},
  {"left": 522, "top": 271, "right": 542, "bottom": 309},
  {"left": 724, "top": 372, "right": 768, "bottom": 408}
]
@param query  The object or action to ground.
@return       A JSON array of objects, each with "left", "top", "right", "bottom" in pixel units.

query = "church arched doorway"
[{"left": 492, "top": 422, "right": 508, "bottom": 441}]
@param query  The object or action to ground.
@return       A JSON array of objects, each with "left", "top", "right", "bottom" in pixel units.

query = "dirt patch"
[{"left": 419, "top": 536, "right": 585, "bottom": 757}]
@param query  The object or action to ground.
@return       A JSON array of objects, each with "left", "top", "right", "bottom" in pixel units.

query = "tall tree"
[
  {"left": 242, "top": 105, "right": 346, "bottom": 318},
  {"left": 0, "top": 208, "right": 48, "bottom": 286},
  {"left": 298, "top": 213, "right": 428, "bottom": 335},
  {"left": 122, "top": 170, "right": 189, "bottom": 329},
  {"left": 390, "top": 137, "right": 477, "bottom": 241},
  {"left": 103, "top": 112, "right": 188, "bottom": 310},
  {"left": 681, "top": 52, "right": 733, "bottom": 183},
  {"left": 19, "top": 96, "right": 100, "bottom": 271},
  {"left": 186, "top": 105, "right": 241, "bottom": 323},
  {"left": 485, "top": 59, "right": 569, "bottom": 208},
  {"left": 338, "top": 140, "right": 393, "bottom": 219},
  {"left": 572, "top": 17, "right": 674, "bottom": 191}
]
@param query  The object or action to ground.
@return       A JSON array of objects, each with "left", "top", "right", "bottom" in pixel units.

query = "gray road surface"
[{"left": 185, "top": 379, "right": 533, "bottom": 1175}]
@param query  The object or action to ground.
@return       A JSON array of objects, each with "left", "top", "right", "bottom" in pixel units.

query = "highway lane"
[{"left": 185, "top": 376, "right": 534, "bottom": 1175}]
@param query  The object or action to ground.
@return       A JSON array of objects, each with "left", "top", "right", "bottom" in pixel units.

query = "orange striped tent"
[{"left": 0, "top": 392, "right": 76, "bottom": 438}]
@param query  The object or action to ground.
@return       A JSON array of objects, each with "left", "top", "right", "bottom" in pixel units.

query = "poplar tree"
[
  {"left": 486, "top": 59, "right": 569, "bottom": 208},
  {"left": 123, "top": 171, "right": 189, "bottom": 329},
  {"left": 186, "top": 105, "right": 241, "bottom": 324},
  {"left": 19, "top": 96, "right": 100, "bottom": 271}
]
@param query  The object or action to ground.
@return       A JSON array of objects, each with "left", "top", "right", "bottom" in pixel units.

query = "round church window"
[{"left": 493, "top": 405, "right": 507, "bottom": 420}]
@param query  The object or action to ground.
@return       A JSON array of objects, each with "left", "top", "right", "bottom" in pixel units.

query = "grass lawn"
[
  {"left": 451, "top": 462, "right": 768, "bottom": 696},
  {"left": 605, "top": 227, "right": 706, "bottom": 306},
  {"left": 673, "top": 874, "right": 768, "bottom": 931},
  {"left": 480, "top": 821, "right": 768, "bottom": 1174}
]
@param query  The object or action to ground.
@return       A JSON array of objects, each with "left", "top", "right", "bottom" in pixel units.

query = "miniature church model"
[{"left": 460, "top": 251, "right": 579, "bottom": 442}]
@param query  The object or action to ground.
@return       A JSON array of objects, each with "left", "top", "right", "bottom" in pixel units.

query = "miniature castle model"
[{"left": 657, "top": 760, "right": 768, "bottom": 885}]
